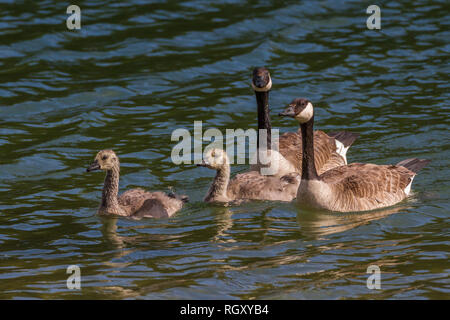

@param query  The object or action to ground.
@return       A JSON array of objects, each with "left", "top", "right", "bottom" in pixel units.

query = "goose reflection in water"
[{"left": 296, "top": 204, "right": 413, "bottom": 238}]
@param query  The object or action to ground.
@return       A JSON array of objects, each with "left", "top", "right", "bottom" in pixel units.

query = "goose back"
[{"left": 299, "top": 162, "right": 422, "bottom": 212}]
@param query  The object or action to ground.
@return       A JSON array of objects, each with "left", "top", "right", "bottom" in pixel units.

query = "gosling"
[
  {"left": 86, "top": 149, "right": 188, "bottom": 219},
  {"left": 198, "top": 148, "right": 300, "bottom": 203}
]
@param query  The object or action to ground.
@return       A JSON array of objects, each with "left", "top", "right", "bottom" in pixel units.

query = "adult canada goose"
[
  {"left": 250, "top": 67, "right": 359, "bottom": 177},
  {"left": 279, "top": 98, "right": 430, "bottom": 212},
  {"left": 86, "top": 150, "right": 188, "bottom": 219},
  {"left": 198, "top": 148, "right": 300, "bottom": 203}
]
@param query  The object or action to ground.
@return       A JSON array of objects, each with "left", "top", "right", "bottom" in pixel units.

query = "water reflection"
[
  {"left": 212, "top": 207, "right": 235, "bottom": 243},
  {"left": 296, "top": 204, "right": 412, "bottom": 238},
  {"left": 100, "top": 216, "right": 130, "bottom": 250},
  {"left": 0, "top": 0, "right": 447, "bottom": 299}
]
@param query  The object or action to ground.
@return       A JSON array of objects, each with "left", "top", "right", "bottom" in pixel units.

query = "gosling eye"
[{"left": 102, "top": 155, "right": 108, "bottom": 160}]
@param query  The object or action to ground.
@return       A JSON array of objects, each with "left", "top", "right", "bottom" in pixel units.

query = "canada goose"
[
  {"left": 86, "top": 150, "right": 188, "bottom": 219},
  {"left": 198, "top": 148, "right": 300, "bottom": 203},
  {"left": 250, "top": 67, "right": 359, "bottom": 177},
  {"left": 279, "top": 98, "right": 430, "bottom": 212}
]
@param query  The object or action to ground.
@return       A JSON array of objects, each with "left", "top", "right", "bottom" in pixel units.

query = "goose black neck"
[
  {"left": 255, "top": 90, "right": 271, "bottom": 150},
  {"left": 300, "top": 116, "right": 319, "bottom": 181}
]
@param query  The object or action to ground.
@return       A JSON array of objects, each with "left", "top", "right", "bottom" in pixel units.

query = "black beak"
[
  {"left": 86, "top": 160, "right": 101, "bottom": 172},
  {"left": 279, "top": 106, "right": 296, "bottom": 117},
  {"left": 253, "top": 77, "right": 267, "bottom": 89}
]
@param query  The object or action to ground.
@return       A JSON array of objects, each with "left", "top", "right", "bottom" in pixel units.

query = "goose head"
[
  {"left": 87, "top": 149, "right": 119, "bottom": 172},
  {"left": 279, "top": 98, "right": 314, "bottom": 124},
  {"left": 197, "top": 148, "right": 229, "bottom": 170},
  {"left": 252, "top": 67, "right": 272, "bottom": 92}
]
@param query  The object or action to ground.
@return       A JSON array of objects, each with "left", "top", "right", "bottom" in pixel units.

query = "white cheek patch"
[
  {"left": 295, "top": 102, "right": 314, "bottom": 123},
  {"left": 252, "top": 78, "right": 272, "bottom": 92}
]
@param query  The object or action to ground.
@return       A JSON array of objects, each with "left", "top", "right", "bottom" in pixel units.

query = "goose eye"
[{"left": 102, "top": 155, "right": 108, "bottom": 160}]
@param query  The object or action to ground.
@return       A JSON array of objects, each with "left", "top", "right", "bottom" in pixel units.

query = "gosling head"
[
  {"left": 279, "top": 98, "right": 314, "bottom": 124},
  {"left": 87, "top": 149, "right": 119, "bottom": 172},
  {"left": 197, "top": 148, "right": 229, "bottom": 170},
  {"left": 252, "top": 67, "right": 272, "bottom": 92}
]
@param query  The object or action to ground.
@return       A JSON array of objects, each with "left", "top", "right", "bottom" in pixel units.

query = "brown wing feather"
[
  {"left": 118, "top": 189, "right": 184, "bottom": 218},
  {"left": 278, "top": 129, "right": 345, "bottom": 175},
  {"left": 132, "top": 199, "right": 169, "bottom": 219},
  {"left": 320, "top": 163, "right": 415, "bottom": 211}
]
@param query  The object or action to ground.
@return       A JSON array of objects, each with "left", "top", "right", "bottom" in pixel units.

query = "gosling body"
[
  {"left": 199, "top": 148, "right": 300, "bottom": 203},
  {"left": 87, "top": 150, "right": 187, "bottom": 219}
]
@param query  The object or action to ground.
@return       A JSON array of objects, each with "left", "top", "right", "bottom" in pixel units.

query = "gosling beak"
[
  {"left": 278, "top": 106, "right": 296, "bottom": 117},
  {"left": 196, "top": 160, "right": 208, "bottom": 167},
  {"left": 86, "top": 160, "right": 101, "bottom": 172}
]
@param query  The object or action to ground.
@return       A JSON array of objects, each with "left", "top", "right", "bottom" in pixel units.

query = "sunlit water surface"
[{"left": 0, "top": 0, "right": 448, "bottom": 299}]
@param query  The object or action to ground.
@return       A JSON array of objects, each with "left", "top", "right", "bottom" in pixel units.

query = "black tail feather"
[
  {"left": 327, "top": 131, "right": 360, "bottom": 147},
  {"left": 396, "top": 158, "right": 431, "bottom": 173}
]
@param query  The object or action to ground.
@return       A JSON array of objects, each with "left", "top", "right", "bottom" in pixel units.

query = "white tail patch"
[
  {"left": 334, "top": 139, "right": 349, "bottom": 164},
  {"left": 404, "top": 176, "right": 414, "bottom": 196}
]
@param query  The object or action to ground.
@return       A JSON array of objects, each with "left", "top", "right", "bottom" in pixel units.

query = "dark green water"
[{"left": 0, "top": 0, "right": 448, "bottom": 299}]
